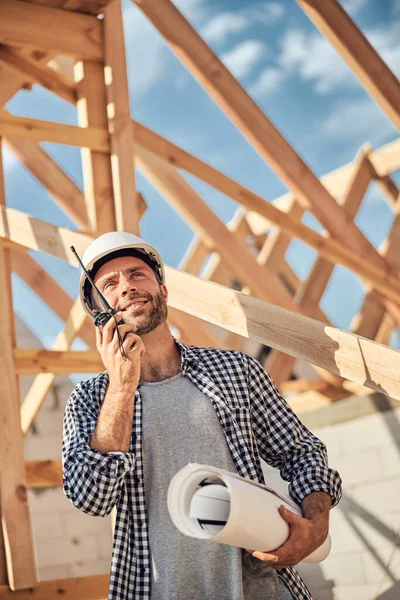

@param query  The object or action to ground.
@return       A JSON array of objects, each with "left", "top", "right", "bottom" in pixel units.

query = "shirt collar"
[{"left": 173, "top": 338, "right": 199, "bottom": 371}]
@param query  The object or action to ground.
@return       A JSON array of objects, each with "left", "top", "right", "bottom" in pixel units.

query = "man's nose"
[{"left": 120, "top": 277, "right": 137, "bottom": 295}]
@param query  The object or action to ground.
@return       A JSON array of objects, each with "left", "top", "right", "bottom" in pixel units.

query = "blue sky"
[{"left": 3, "top": 0, "right": 400, "bottom": 352}]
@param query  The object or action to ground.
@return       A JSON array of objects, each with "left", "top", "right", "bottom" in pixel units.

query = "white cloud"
[
  {"left": 278, "top": 19, "right": 400, "bottom": 95},
  {"left": 200, "top": 3, "right": 285, "bottom": 45},
  {"left": 367, "top": 21, "right": 400, "bottom": 79},
  {"left": 122, "top": 2, "right": 168, "bottom": 98},
  {"left": 279, "top": 29, "right": 354, "bottom": 93},
  {"left": 321, "top": 98, "right": 396, "bottom": 146},
  {"left": 257, "top": 2, "right": 285, "bottom": 23},
  {"left": 201, "top": 13, "right": 250, "bottom": 44},
  {"left": 221, "top": 40, "right": 266, "bottom": 79},
  {"left": 341, "top": 0, "right": 369, "bottom": 14},
  {"left": 249, "top": 67, "right": 286, "bottom": 97}
]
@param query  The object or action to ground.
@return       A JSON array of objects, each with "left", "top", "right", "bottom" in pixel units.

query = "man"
[{"left": 63, "top": 232, "right": 342, "bottom": 600}]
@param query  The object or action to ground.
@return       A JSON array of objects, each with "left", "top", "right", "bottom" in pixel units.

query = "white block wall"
[{"left": 262, "top": 406, "right": 400, "bottom": 600}]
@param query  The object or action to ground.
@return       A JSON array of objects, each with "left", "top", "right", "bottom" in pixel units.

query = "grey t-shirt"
[{"left": 141, "top": 372, "right": 283, "bottom": 600}]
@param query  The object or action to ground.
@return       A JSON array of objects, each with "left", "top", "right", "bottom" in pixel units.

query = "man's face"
[{"left": 93, "top": 255, "right": 168, "bottom": 335}]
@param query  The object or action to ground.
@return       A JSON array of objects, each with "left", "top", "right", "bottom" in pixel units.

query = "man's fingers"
[
  {"left": 95, "top": 326, "right": 102, "bottom": 351},
  {"left": 279, "top": 505, "right": 302, "bottom": 524},
  {"left": 101, "top": 312, "right": 122, "bottom": 345},
  {"left": 252, "top": 551, "right": 279, "bottom": 563}
]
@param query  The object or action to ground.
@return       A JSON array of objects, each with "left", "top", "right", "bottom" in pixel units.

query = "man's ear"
[{"left": 161, "top": 284, "right": 168, "bottom": 301}]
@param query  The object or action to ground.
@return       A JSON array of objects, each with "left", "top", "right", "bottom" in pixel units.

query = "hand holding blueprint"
[{"left": 167, "top": 463, "right": 331, "bottom": 563}]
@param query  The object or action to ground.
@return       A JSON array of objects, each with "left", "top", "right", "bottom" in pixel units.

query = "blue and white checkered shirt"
[{"left": 62, "top": 341, "right": 342, "bottom": 600}]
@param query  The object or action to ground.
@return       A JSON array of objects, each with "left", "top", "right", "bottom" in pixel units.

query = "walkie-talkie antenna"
[
  {"left": 70, "top": 245, "right": 113, "bottom": 313},
  {"left": 70, "top": 245, "right": 128, "bottom": 360}
]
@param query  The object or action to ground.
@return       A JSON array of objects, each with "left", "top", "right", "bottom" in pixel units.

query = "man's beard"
[{"left": 117, "top": 289, "right": 168, "bottom": 335}]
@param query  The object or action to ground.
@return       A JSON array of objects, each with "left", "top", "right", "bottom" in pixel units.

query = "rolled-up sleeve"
[
  {"left": 62, "top": 377, "right": 135, "bottom": 517},
  {"left": 245, "top": 356, "right": 342, "bottom": 507}
]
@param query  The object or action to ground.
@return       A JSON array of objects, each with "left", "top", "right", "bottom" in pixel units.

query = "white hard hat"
[{"left": 79, "top": 231, "right": 165, "bottom": 319}]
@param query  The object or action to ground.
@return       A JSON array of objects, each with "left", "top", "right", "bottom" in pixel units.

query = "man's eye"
[
  {"left": 103, "top": 281, "right": 116, "bottom": 290},
  {"left": 131, "top": 272, "right": 144, "bottom": 279}
]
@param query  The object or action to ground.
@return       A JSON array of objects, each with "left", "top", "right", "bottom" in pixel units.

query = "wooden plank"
[
  {"left": 0, "top": 140, "right": 37, "bottom": 589},
  {"left": 133, "top": 123, "right": 400, "bottom": 302},
  {"left": 0, "top": 113, "right": 109, "bottom": 152},
  {"left": 0, "top": 139, "right": 9, "bottom": 586},
  {"left": 104, "top": 0, "right": 139, "bottom": 234},
  {"left": 268, "top": 147, "right": 373, "bottom": 383},
  {"left": 10, "top": 250, "right": 95, "bottom": 348},
  {"left": 1, "top": 208, "right": 399, "bottom": 398},
  {"left": 352, "top": 180, "right": 400, "bottom": 339},
  {"left": 75, "top": 60, "right": 116, "bottom": 234},
  {"left": 3, "top": 117, "right": 88, "bottom": 229},
  {"left": 132, "top": 0, "right": 394, "bottom": 277},
  {"left": 2, "top": 205, "right": 400, "bottom": 308},
  {"left": 168, "top": 307, "right": 227, "bottom": 350},
  {"left": 165, "top": 267, "right": 400, "bottom": 400},
  {"left": 298, "top": 0, "right": 400, "bottom": 130},
  {"left": 179, "top": 238, "right": 210, "bottom": 275},
  {"left": 20, "top": 298, "right": 88, "bottom": 434},
  {"left": 136, "top": 147, "right": 300, "bottom": 312},
  {"left": 0, "top": 206, "right": 93, "bottom": 265},
  {"left": 25, "top": 460, "right": 62, "bottom": 489},
  {"left": 0, "top": 0, "right": 103, "bottom": 61},
  {"left": 22, "top": 0, "right": 111, "bottom": 15},
  {"left": 0, "top": 574, "right": 109, "bottom": 600},
  {"left": 0, "top": 46, "right": 76, "bottom": 104},
  {"left": 133, "top": 120, "right": 400, "bottom": 216},
  {"left": 14, "top": 349, "right": 103, "bottom": 374},
  {"left": 0, "top": 46, "right": 60, "bottom": 108}
]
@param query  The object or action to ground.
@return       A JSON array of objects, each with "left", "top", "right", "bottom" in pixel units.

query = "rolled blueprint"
[{"left": 167, "top": 463, "right": 331, "bottom": 563}]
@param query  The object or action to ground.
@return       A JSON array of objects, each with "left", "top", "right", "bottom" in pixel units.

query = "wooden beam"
[
  {"left": 75, "top": 60, "right": 116, "bottom": 233},
  {"left": 0, "top": 113, "right": 109, "bottom": 152},
  {"left": 133, "top": 123, "right": 400, "bottom": 299},
  {"left": 14, "top": 349, "right": 103, "bottom": 374},
  {"left": 0, "top": 45, "right": 61, "bottom": 108},
  {"left": 1, "top": 213, "right": 399, "bottom": 398},
  {"left": 0, "top": 206, "right": 93, "bottom": 265},
  {"left": 133, "top": 121, "right": 400, "bottom": 207},
  {"left": 0, "top": 46, "right": 76, "bottom": 104},
  {"left": 10, "top": 250, "right": 95, "bottom": 348},
  {"left": 20, "top": 298, "right": 89, "bottom": 434},
  {"left": 104, "top": 0, "right": 139, "bottom": 234},
  {"left": 132, "top": 0, "right": 395, "bottom": 279},
  {"left": 0, "top": 574, "right": 109, "bottom": 600},
  {"left": 168, "top": 307, "right": 228, "bottom": 350},
  {"left": 267, "top": 146, "right": 373, "bottom": 383},
  {"left": 3, "top": 115, "right": 88, "bottom": 229},
  {"left": 297, "top": 0, "right": 400, "bottom": 130},
  {"left": 352, "top": 179, "right": 400, "bottom": 340},
  {"left": 0, "top": 0, "right": 103, "bottom": 61},
  {"left": 25, "top": 460, "right": 62, "bottom": 489},
  {"left": 135, "top": 147, "right": 300, "bottom": 312},
  {"left": 280, "top": 379, "right": 328, "bottom": 394},
  {"left": 0, "top": 140, "right": 37, "bottom": 589},
  {"left": 23, "top": 0, "right": 111, "bottom": 14},
  {"left": 0, "top": 139, "right": 9, "bottom": 586},
  {"left": 179, "top": 238, "right": 210, "bottom": 275},
  {"left": 166, "top": 267, "right": 400, "bottom": 400},
  {"left": 3, "top": 205, "right": 400, "bottom": 308}
]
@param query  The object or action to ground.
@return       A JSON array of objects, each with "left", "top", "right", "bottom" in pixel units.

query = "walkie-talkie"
[
  {"left": 71, "top": 246, "right": 128, "bottom": 360},
  {"left": 70, "top": 246, "right": 118, "bottom": 328}
]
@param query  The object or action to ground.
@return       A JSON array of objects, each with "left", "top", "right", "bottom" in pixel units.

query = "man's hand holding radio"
[
  {"left": 96, "top": 311, "right": 145, "bottom": 393},
  {"left": 90, "top": 312, "right": 145, "bottom": 453}
]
